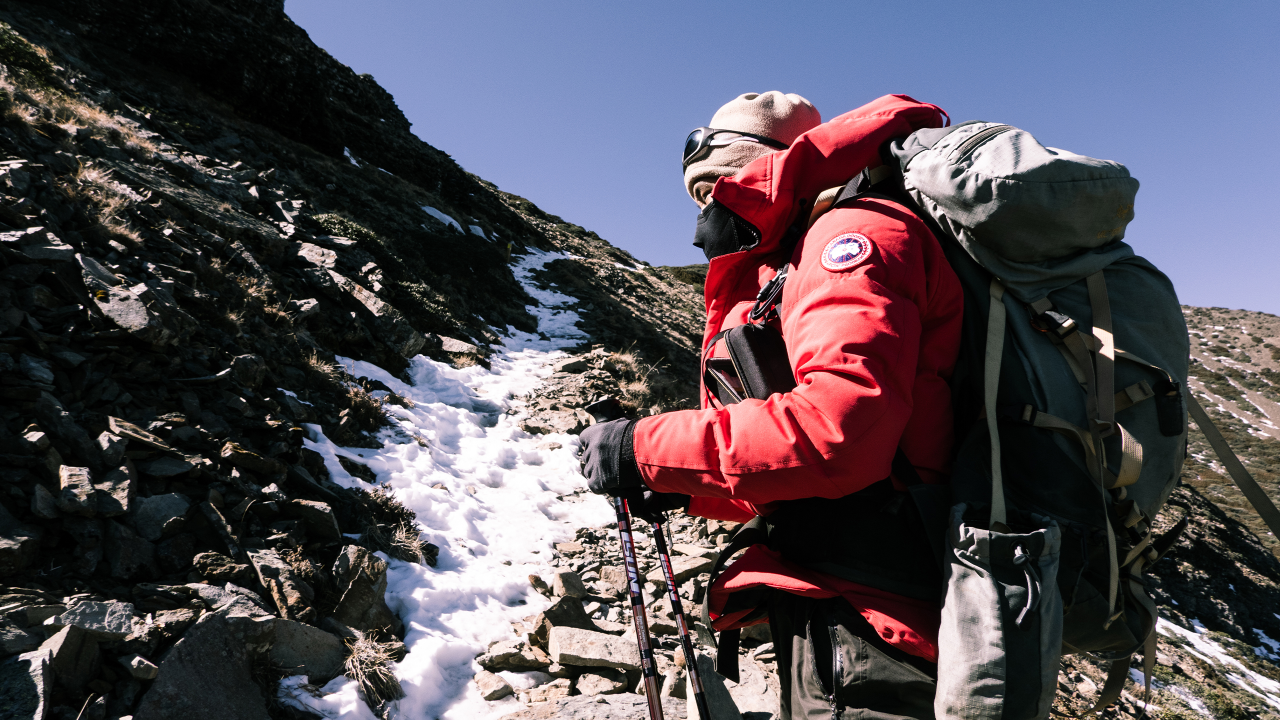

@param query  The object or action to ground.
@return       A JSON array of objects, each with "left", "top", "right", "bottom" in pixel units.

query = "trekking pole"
[
  {"left": 585, "top": 397, "right": 664, "bottom": 720},
  {"left": 650, "top": 514, "right": 711, "bottom": 720}
]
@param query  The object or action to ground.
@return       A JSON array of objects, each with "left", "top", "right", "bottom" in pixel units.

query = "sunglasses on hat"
[{"left": 682, "top": 127, "right": 788, "bottom": 170}]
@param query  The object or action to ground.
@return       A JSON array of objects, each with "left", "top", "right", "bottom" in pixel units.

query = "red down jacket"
[{"left": 633, "top": 95, "right": 963, "bottom": 662}]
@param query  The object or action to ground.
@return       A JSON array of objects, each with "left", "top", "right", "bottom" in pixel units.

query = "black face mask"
[{"left": 692, "top": 199, "right": 761, "bottom": 262}]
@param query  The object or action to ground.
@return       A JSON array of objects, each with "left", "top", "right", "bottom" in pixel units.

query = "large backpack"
[
  {"left": 879, "top": 121, "right": 1190, "bottom": 719},
  {"left": 875, "top": 121, "right": 1280, "bottom": 719}
]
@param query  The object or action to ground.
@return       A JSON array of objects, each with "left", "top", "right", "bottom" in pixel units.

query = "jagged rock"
[
  {"left": 269, "top": 619, "right": 345, "bottom": 683},
  {"left": 96, "top": 432, "right": 126, "bottom": 466},
  {"left": 94, "top": 462, "right": 136, "bottom": 517},
  {"left": 219, "top": 441, "right": 286, "bottom": 477},
  {"left": 475, "top": 669, "right": 514, "bottom": 701},
  {"left": 198, "top": 502, "right": 240, "bottom": 557},
  {"left": 33, "top": 396, "right": 100, "bottom": 468},
  {"left": 646, "top": 555, "right": 714, "bottom": 586},
  {"left": 552, "top": 570, "right": 588, "bottom": 599},
  {"left": 330, "top": 545, "right": 401, "bottom": 635},
  {"left": 282, "top": 499, "right": 340, "bottom": 541},
  {"left": 326, "top": 270, "right": 425, "bottom": 357},
  {"left": 105, "top": 520, "right": 156, "bottom": 579},
  {"left": 0, "top": 648, "right": 52, "bottom": 720},
  {"left": 530, "top": 595, "right": 598, "bottom": 650},
  {"left": 527, "top": 677, "right": 572, "bottom": 703},
  {"left": 41, "top": 625, "right": 99, "bottom": 693},
  {"left": 120, "top": 653, "right": 159, "bottom": 680},
  {"left": 77, "top": 253, "right": 120, "bottom": 288},
  {"left": 184, "top": 583, "right": 274, "bottom": 619},
  {"left": 148, "top": 608, "right": 199, "bottom": 643},
  {"left": 547, "top": 627, "right": 641, "bottom": 671},
  {"left": 247, "top": 549, "right": 314, "bottom": 622},
  {"left": 107, "top": 417, "right": 174, "bottom": 453},
  {"left": 672, "top": 543, "right": 718, "bottom": 560},
  {"left": 18, "top": 355, "right": 53, "bottom": 384},
  {"left": 57, "top": 465, "right": 96, "bottom": 516},
  {"left": 688, "top": 653, "right": 742, "bottom": 720},
  {"left": 553, "top": 357, "right": 589, "bottom": 374},
  {"left": 136, "top": 456, "right": 194, "bottom": 479},
  {"left": 295, "top": 242, "right": 336, "bottom": 269},
  {"left": 230, "top": 354, "right": 267, "bottom": 388},
  {"left": 0, "top": 504, "right": 40, "bottom": 577},
  {"left": 439, "top": 336, "right": 479, "bottom": 354},
  {"left": 30, "top": 485, "right": 58, "bottom": 520},
  {"left": 61, "top": 517, "right": 104, "bottom": 575},
  {"left": 191, "top": 552, "right": 251, "bottom": 583},
  {"left": 87, "top": 284, "right": 174, "bottom": 345},
  {"left": 132, "top": 611, "right": 272, "bottom": 720},
  {"left": 287, "top": 298, "right": 320, "bottom": 322},
  {"left": 157, "top": 533, "right": 197, "bottom": 573},
  {"left": 0, "top": 618, "right": 41, "bottom": 655},
  {"left": 0, "top": 226, "right": 74, "bottom": 262},
  {"left": 575, "top": 669, "right": 627, "bottom": 696},
  {"left": 59, "top": 601, "right": 136, "bottom": 640},
  {"left": 131, "top": 493, "right": 191, "bottom": 541},
  {"left": 476, "top": 639, "right": 551, "bottom": 671}
]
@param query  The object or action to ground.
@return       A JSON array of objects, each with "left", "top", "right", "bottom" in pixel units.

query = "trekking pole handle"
[
  {"left": 585, "top": 396, "right": 626, "bottom": 423},
  {"left": 651, "top": 517, "right": 712, "bottom": 720}
]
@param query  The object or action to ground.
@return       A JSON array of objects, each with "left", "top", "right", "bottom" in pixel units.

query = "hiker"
[{"left": 580, "top": 92, "right": 960, "bottom": 718}]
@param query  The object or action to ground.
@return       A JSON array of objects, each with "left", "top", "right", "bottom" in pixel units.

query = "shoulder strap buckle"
[{"left": 748, "top": 265, "right": 789, "bottom": 323}]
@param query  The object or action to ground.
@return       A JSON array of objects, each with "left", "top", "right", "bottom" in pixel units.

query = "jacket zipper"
[{"left": 951, "top": 124, "right": 1012, "bottom": 163}]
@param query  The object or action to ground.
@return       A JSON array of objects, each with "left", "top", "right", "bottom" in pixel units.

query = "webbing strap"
[
  {"left": 1188, "top": 394, "right": 1280, "bottom": 539},
  {"left": 1087, "top": 272, "right": 1116, "bottom": 438},
  {"left": 1114, "top": 424, "right": 1145, "bottom": 489},
  {"left": 1115, "top": 349, "right": 1174, "bottom": 383},
  {"left": 1115, "top": 382, "right": 1155, "bottom": 413},
  {"left": 984, "top": 280, "right": 1008, "bottom": 528}
]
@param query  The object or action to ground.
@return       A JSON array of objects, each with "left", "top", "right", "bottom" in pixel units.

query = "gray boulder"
[
  {"left": 330, "top": 545, "right": 402, "bottom": 635},
  {"left": 105, "top": 520, "right": 157, "bottom": 579},
  {"left": 282, "top": 499, "right": 340, "bottom": 541},
  {"left": 41, "top": 625, "right": 99, "bottom": 694},
  {"left": 0, "top": 503, "right": 40, "bottom": 577},
  {"left": 132, "top": 611, "right": 272, "bottom": 720},
  {"left": 547, "top": 627, "right": 640, "bottom": 671},
  {"left": 269, "top": 619, "right": 345, "bottom": 683},
  {"left": 59, "top": 601, "right": 136, "bottom": 640},
  {"left": 131, "top": 493, "right": 191, "bottom": 541},
  {"left": 0, "top": 648, "right": 51, "bottom": 720},
  {"left": 551, "top": 570, "right": 588, "bottom": 599},
  {"left": 497, "top": 693, "right": 651, "bottom": 720},
  {"left": 0, "top": 619, "right": 40, "bottom": 655},
  {"left": 184, "top": 583, "right": 274, "bottom": 619},
  {"left": 247, "top": 549, "right": 315, "bottom": 622},
  {"left": 475, "top": 669, "right": 514, "bottom": 701}
]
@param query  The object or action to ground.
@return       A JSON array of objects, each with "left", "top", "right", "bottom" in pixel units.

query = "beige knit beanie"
[{"left": 684, "top": 91, "right": 821, "bottom": 207}]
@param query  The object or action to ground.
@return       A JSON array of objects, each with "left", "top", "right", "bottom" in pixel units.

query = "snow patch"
[
  {"left": 278, "top": 248, "right": 609, "bottom": 719},
  {"left": 1158, "top": 617, "right": 1280, "bottom": 710},
  {"left": 343, "top": 148, "right": 360, "bottom": 166},
  {"left": 469, "top": 225, "right": 487, "bottom": 239},
  {"left": 422, "top": 206, "right": 462, "bottom": 232}
]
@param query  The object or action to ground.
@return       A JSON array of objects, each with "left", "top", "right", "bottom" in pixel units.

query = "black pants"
[{"left": 768, "top": 593, "right": 937, "bottom": 720}]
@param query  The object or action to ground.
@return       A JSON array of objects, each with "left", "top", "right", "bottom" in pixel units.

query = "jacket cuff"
[{"left": 619, "top": 419, "right": 644, "bottom": 490}]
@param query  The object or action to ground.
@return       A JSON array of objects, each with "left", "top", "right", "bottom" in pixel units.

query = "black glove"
[
  {"left": 630, "top": 491, "right": 691, "bottom": 524},
  {"left": 579, "top": 418, "right": 643, "bottom": 496}
]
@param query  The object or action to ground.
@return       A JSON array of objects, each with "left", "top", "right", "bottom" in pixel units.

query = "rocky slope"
[{"left": 2, "top": 1, "right": 1280, "bottom": 719}]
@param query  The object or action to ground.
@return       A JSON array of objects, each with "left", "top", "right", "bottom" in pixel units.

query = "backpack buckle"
[
  {"left": 748, "top": 266, "right": 788, "bottom": 323},
  {"left": 1030, "top": 308, "right": 1077, "bottom": 339}
]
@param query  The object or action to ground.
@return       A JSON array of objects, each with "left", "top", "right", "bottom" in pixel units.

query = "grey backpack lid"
[{"left": 889, "top": 122, "right": 1141, "bottom": 301}]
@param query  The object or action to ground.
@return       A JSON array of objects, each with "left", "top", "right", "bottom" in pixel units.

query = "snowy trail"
[{"left": 280, "top": 250, "right": 615, "bottom": 719}]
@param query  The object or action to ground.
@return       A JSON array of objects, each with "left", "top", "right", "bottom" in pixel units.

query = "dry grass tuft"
[
  {"left": 346, "top": 383, "right": 390, "bottom": 433},
  {"left": 603, "top": 348, "right": 682, "bottom": 415},
  {"left": 344, "top": 631, "right": 405, "bottom": 708}
]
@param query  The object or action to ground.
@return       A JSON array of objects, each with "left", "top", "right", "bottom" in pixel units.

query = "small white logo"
[{"left": 820, "top": 233, "right": 873, "bottom": 271}]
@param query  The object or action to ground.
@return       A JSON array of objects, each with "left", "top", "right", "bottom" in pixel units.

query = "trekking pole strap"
[{"left": 1187, "top": 394, "right": 1280, "bottom": 538}]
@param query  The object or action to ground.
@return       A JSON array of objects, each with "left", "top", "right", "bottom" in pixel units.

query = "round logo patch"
[{"left": 820, "top": 233, "right": 873, "bottom": 272}]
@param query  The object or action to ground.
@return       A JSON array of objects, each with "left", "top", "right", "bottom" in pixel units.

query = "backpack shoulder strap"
[{"left": 1187, "top": 394, "right": 1280, "bottom": 538}]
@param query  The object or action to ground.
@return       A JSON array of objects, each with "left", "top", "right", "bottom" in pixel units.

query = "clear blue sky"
[{"left": 286, "top": 1, "right": 1280, "bottom": 315}]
